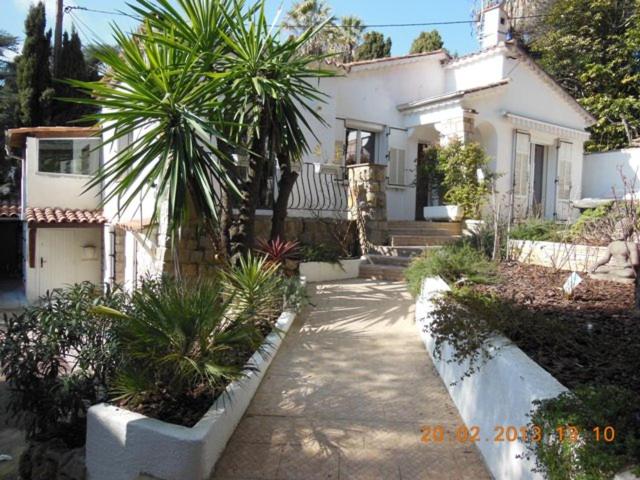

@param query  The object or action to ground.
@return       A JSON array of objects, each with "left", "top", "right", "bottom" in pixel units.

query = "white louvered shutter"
[
  {"left": 556, "top": 141, "right": 573, "bottom": 220},
  {"left": 513, "top": 131, "right": 531, "bottom": 217},
  {"left": 388, "top": 148, "right": 406, "bottom": 185}
]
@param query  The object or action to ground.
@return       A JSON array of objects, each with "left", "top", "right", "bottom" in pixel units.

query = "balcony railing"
[{"left": 285, "top": 162, "right": 348, "bottom": 212}]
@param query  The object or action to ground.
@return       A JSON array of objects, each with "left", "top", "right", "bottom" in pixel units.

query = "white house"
[
  {"left": 301, "top": 2, "right": 594, "bottom": 222},
  {"left": 101, "top": 2, "right": 595, "bottom": 285},
  {"left": 3, "top": 126, "right": 105, "bottom": 303}
]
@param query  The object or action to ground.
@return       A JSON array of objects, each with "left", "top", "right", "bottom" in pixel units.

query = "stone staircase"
[{"left": 359, "top": 221, "right": 463, "bottom": 281}]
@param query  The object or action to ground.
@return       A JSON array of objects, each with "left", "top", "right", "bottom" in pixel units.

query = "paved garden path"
[{"left": 212, "top": 279, "right": 491, "bottom": 480}]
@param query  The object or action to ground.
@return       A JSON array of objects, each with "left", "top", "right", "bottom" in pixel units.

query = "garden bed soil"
[{"left": 475, "top": 263, "right": 640, "bottom": 394}]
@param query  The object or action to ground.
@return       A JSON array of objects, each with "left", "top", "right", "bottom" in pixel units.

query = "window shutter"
[
  {"left": 557, "top": 141, "right": 572, "bottom": 201},
  {"left": 556, "top": 141, "right": 573, "bottom": 220},
  {"left": 512, "top": 131, "right": 531, "bottom": 216},
  {"left": 334, "top": 140, "right": 345, "bottom": 165},
  {"left": 388, "top": 148, "right": 406, "bottom": 185}
]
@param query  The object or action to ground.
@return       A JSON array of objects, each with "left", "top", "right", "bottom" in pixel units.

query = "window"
[
  {"left": 38, "top": 139, "right": 100, "bottom": 175},
  {"left": 345, "top": 128, "right": 376, "bottom": 165}
]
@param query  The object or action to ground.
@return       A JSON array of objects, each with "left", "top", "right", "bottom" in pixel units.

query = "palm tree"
[
  {"left": 333, "top": 15, "right": 365, "bottom": 63},
  {"left": 67, "top": 0, "right": 244, "bottom": 251},
  {"left": 220, "top": 2, "right": 335, "bottom": 250},
  {"left": 284, "top": 0, "right": 335, "bottom": 55},
  {"left": 68, "top": 0, "right": 334, "bottom": 258}
]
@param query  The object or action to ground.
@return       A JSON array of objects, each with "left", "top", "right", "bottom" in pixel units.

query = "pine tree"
[
  {"left": 52, "top": 29, "right": 94, "bottom": 125},
  {"left": 354, "top": 31, "right": 392, "bottom": 61},
  {"left": 16, "top": 2, "right": 54, "bottom": 126},
  {"left": 410, "top": 30, "right": 444, "bottom": 54}
]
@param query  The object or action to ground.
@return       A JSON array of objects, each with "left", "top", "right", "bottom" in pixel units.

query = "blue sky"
[{"left": 1, "top": 0, "right": 481, "bottom": 57}]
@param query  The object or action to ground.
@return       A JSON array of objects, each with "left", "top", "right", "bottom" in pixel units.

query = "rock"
[
  {"left": 57, "top": 447, "right": 86, "bottom": 480},
  {"left": 18, "top": 440, "right": 85, "bottom": 480}
]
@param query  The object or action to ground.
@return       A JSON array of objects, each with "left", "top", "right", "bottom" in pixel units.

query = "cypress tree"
[
  {"left": 52, "top": 29, "right": 94, "bottom": 125},
  {"left": 16, "top": 2, "right": 54, "bottom": 126}
]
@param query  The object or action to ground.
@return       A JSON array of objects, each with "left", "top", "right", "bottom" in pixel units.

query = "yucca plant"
[
  {"left": 95, "top": 276, "right": 264, "bottom": 407},
  {"left": 222, "top": 253, "right": 284, "bottom": 324}
]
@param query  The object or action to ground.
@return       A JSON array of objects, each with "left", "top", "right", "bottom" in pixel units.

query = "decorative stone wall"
[
  {"left": 163, "top": 223, "right": 221, "bottom": 279},
  {"left": 253, "top": 216, "right": 357, "bottom": 249},
  {"left": 509, "top": 239, "right": 609, "bottom": 272},
  {"left": 347, "top": 163, "right": 388, "bottom": 246},
  {"left": 435, "top": 112, "right": 476, "bottom": 145},
  {"left": 113, "top": 228, "right": 125, "bottom": 285}
]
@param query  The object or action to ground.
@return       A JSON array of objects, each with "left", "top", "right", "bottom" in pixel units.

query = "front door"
[
  {"left": 36, "top": 228, "right": 102, "bottom": 297},
  {"left": 414, "top": 143, "right": 442, "bottom": 220}
]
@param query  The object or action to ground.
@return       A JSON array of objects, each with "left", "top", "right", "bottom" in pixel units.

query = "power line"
[{"left": 62, "top": 5, "right": 552, "bottom": 29}]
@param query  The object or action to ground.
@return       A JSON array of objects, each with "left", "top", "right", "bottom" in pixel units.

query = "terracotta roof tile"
[
  {"left": 25, "top": 207, "right": 106, "bottom": 225},
  {"left": 0, "top": 202, "right": 20, "bottom": 219}
]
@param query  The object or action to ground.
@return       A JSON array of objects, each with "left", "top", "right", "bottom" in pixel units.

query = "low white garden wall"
[
  {"left": 416, "top": 277, "right": 568, "bottom": 480},
  {"left": 299, "top": 258, "right": 362, "bottom": 282},
  {"left": 509, "top": 239, "right": 608, "bottom": 272},
  {"left": 86, "top": 307, "right": 300, "bottom": 480}
]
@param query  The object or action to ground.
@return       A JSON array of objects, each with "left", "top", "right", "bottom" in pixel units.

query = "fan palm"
[
  {"left": 334, "top": 15, "right": 365, "bottom": 63},
  {"left": 284, "top": 0, "right": 335, "bottom": 55}
]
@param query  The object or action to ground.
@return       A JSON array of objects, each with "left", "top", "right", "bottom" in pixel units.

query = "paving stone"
[{"left": 211, "top": 279, "right": 489, "bottom": 480}]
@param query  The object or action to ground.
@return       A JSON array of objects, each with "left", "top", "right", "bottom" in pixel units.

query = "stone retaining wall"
[{"left": 508, "top": 239, "right": 609, "bottom": 272}]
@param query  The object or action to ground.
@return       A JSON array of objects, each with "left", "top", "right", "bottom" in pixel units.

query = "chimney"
[{"left": 479, "top": 1, "right": 511, "bottom": 49}]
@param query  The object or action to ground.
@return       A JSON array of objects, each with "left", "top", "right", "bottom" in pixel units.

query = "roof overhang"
[
  {"left": 397, "top": 79, "right": 510, "bottom": 114},
  {"left": 505, "top": 112, "right": 591, "bottom": 140},
  {"left": 6, "top": 126, "right": 100, "bottom": 150}
]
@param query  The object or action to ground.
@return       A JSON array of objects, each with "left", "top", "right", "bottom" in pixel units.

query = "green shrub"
[
  {"left": 426, "top": 287, "right": 520, "bottom": 381},
  {"left": 0, "top": 282, "right": 129, "bottom": 445},
  {"left": 405, "top": 243, "right": 497, "bottom": 296},
  {"left": 222, "top": 253, "right": 284, "bottom": 323},
  {"left": 528, "top": 386, "right": 640, "bottom": 480},
  {"left": 99, "top": 276, "right": 265, "bottom": 409},
  {"left": 569, "top": 203, "right": 615, "bottom": 244},
  {"left": 436, "top": 139, "right": 495, "bottom": 219},
  {"left": 510, "top": 217, "right": 564, "bottom": 241},
  {"left": 299, "top": 243, "right": 342, "bottom": 263}
]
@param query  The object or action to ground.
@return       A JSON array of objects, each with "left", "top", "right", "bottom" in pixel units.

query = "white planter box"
[
  {"left": 416, "top": 277, "right": 567, "bottom": 480},
  {"left": 423, "top": 205, "right": 463, "bottom": 221},
  {"left": 299, "top": 258, "right": 362, "bottom": 283},
  {"left": 86, "top": 307, "right": 300, "bottom": 480}
]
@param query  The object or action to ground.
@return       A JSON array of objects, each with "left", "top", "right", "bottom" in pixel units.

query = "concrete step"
[
  {"left": 378, "top": 245, "right": 440, "bottom": 258},
  {"left": 391, "top": 235, "right": 461, "bottom": 247},
  {"left": 367, "top": 254, "right": 412, "bottom": 267},
  {"left": 359, "top": 264, "right": 406, "bottom": 281},
  {"left": 387, "top": 221, "right": 462, "bottom": 234},
  {"left": 387, "top": 227, "right": 458, "bottom": 236}
]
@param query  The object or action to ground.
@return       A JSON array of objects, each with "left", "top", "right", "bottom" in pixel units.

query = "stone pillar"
[
  {"left": 435, "top": 111, "right": 476, "bottom": 146},
  {"left": 347, "top": 163, "right": 388, "bottom": 246}
]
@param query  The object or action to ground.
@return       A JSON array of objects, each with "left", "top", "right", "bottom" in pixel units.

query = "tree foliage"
[
  {"left": 0, "top": 31, "right": 20, "bottom": 201},
  {"left": 52, "top": 30, "right": 96, "bottom": 125},
  {"left": 69, "top": 0, "right": 333, "bottom": 255},
  {"left": 284, "top": 1, "right": 364, "bottom": 63},
  {"left": 409, "top": 30, "right": 443, "bottom": 54},
  {"left": 355, "top": 31, "right": 392, "bottom": 61},
  {"left": 526, "top": 0, "right": 640, "bottom": 151},
  {"left": 16, "top": 2, "right": 54, "bottom": 126}
]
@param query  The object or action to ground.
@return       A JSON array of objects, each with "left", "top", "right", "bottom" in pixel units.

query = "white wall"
[
  {"left": 24, "top": 137, "right": 102, "bottom": 210},
  {"left": 582, "top": 148, "right": 640, "bottom": 199}
]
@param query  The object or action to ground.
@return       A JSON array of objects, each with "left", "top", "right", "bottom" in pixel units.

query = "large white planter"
[
  {"left": 423, "top": 205, "right": 463, "bottom": 221},
  {"left": 299, "top": 258, "right": 362, "bottom": 282},
  {"left": 416, "top": 277, "right": 567, "bottom": 480},
  {"left": 86, "top": 307, "right": 300, "bottom": 480}
]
